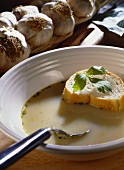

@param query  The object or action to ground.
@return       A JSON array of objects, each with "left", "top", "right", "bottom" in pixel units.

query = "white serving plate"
[{"left": 0, "top": 45, "right": 124, "bottom": 161}]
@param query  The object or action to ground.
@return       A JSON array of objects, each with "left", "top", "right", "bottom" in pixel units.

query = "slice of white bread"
[{"left": 62, "top": 68, "right": 124, "bottom": 112}]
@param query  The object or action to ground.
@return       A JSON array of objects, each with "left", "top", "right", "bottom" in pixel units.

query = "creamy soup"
[{"left": 21, "top": 81, "right": 124, "bottom": 146}]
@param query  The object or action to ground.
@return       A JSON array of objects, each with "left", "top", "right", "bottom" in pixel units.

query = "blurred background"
[{"left": 0, "top": 0, "right": 32, "bottom": 12}]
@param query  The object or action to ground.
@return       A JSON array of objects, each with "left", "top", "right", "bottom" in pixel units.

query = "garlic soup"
[{"left": 21, "top": 81, "right": 124, "bottom": 146}]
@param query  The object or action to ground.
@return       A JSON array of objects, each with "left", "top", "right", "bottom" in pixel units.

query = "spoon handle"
[{"left": 0, "top": 128, "right": 51, "bottom": 170}]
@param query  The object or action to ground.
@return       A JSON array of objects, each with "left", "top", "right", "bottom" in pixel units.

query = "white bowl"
[{"left": 0, "top": 46, "right": 124, "bottom": 161}]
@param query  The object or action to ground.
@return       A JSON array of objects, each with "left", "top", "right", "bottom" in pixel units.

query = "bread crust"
[
  {"left": 62, "top": 70, "right": 124, "bottom": 112},
  {"left": 63, "top": 87, "right": 90, "bottom": 104}
]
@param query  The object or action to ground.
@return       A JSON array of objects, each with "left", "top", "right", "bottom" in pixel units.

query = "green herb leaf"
[
  {"left": 73, "top": 72, "right": 86, "bottom": 92},
  {"left": 72, "top": 66, "right": 111, "bottom": 93},
  {"left": 86, "top": 66, "right": 106, "bottom": 75},
  {"left": 88, "top": 77, "right": 103, "bottom": 83},
  {"left": 93, "top": 80, "right": 112, "bottom": 93}
]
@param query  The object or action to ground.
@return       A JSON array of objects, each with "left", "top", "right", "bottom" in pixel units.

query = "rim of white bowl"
[{"left": 0, "top": 45, "right": 124, "bottom": 154}]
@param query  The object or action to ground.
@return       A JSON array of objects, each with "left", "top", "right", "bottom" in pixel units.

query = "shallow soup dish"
[{"left": 1, "top": 46, "right": 124, "bottom": 161}]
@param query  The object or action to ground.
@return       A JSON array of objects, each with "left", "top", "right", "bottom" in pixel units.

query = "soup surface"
[{"left": 21, "top": 81, "right": 124, "bottom": 146}]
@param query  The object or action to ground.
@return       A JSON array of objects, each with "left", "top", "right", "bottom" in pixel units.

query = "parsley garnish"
[
  {"left": 73, "top": 72, "right": 86, "bottom": 92},
  {"left": 72, "top": 66, "right": 112, "bottom": 93},
  {"left": 86, "top": 66, "right": 106, "bottom": 75}
]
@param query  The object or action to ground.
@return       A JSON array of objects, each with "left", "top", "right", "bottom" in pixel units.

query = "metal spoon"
[
  {"left": 0, "top": 128, "right": 90, "bottom": 169},
  {"left": 51, "top": 127, "right": 90, "bottom": 139}
]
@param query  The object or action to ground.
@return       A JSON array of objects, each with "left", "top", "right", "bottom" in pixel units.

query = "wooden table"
[{"left": 1, "top": 1, "right": 124, "bottom": 169}]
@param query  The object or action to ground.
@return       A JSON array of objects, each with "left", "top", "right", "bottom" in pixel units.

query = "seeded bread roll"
[{"left": 62, "top": 68, "right": 124, "bottom": 112}]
